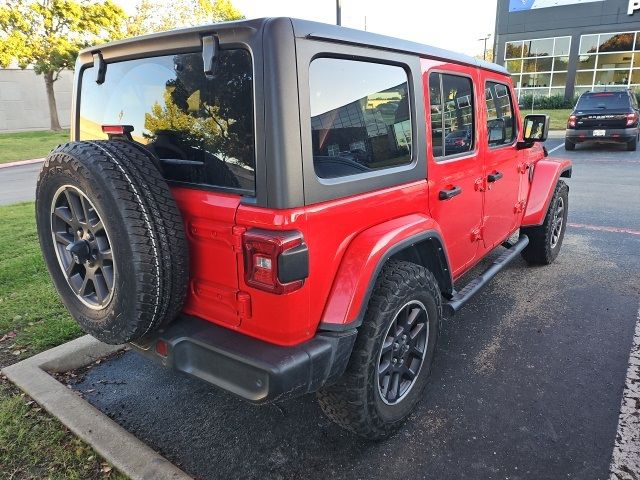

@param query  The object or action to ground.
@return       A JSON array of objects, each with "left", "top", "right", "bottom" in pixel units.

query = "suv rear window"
[
  {"left": 575, "top": 92, "right": 631, "bottom": 110},
  {"left": 79, "top": 49, "right": 255, "bottom": 194},
  {"left": 308, "top": 58, "right": 412, "bottom": 179}
]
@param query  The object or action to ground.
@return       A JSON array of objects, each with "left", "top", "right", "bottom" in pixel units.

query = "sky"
[{"left": 115, "top": 0, "right": 498, "bottom": 57}]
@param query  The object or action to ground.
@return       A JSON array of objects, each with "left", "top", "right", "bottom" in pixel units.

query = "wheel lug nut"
[{"left": 392, "top": 358, "right": 397, "bottom": 364}]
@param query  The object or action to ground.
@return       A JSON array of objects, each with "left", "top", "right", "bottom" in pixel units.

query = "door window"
[
  {"left": 485, "top": 81, "right": 516, "bottom": 147},
  {"left": 429, "top": 73, "right": 475, "bottom": 159}
]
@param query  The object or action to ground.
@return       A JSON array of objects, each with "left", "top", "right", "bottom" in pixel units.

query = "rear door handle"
[
  {"left": 487, "top": 171, "right": 504, "bottom": 183},
  {"left": 439, "top": 186, "right": 462, "bottom": 200}
]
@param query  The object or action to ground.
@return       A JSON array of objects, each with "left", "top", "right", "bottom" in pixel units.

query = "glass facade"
[
  {"left": 505, "top": 36, "right": 571, "bottom": 99},
  {"left": 575, "top": 31, "right": 640, "bottom": 96}
]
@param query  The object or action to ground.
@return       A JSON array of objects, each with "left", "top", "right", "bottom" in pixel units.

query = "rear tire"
[
  {"left": 564, "top": 139, "right": 575, "bottom": 151},
  {"left": 36, "top": 141, "right": 189, "bottom": 344},
  {"left": 521, "top": 180, "right": 569, "bottom": 265},
  {"left": 317, "top": 260, "right": 441, "bottom": 439},
  {"left": 627, "top": 136, "right": 637, "bottom": 151}
]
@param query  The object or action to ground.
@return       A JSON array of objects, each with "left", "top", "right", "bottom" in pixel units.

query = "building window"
[
  {"left": 577, "top": 31, "right": 640, "bottom": 93},
  {"left": 504, "top": 36, "right": 571, "bottom": 98}
]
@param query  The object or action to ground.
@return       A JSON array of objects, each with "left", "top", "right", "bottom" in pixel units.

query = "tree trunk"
[{"left": 43, "top": 71, "right": 62, "bottom": 131}]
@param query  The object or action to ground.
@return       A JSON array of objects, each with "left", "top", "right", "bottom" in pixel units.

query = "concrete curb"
[
  {"left": 2, "top": 335, "right": 192, "bottom": 480},
  {"left": 0, "top": 158, "right": 44, "bottom": 169}
]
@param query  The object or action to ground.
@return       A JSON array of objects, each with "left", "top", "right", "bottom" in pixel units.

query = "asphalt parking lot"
[{"left": 59, "top": 139, "right": 640, "bottom": 479}]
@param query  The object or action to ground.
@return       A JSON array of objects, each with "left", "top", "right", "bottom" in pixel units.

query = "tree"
[
  {"left": 474, "top": 48, "right": 494, "bottom": 63},
  {"left": 0, "top": 0, "right": 125, "bottom": 131},
  {"left": 122, "top": 0, "right": 244, "bottom": 38}
]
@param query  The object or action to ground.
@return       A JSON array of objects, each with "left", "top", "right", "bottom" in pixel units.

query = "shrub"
[{"left": 517, "top": 94, "right": 577, "bottom": 109}]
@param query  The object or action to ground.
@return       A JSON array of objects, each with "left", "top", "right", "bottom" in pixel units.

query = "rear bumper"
[
  {"left": 130, "top": 316, "right": 357, "bottom": 403},
  {"left": 566, "top": 127, "right": 638, "bottom": 143}
]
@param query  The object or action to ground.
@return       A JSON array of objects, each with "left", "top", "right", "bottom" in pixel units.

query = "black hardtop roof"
[{"left": 81, "top": 17, "right": 508, "bottom": 76}]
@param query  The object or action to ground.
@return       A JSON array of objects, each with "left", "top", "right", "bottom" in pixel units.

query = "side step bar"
[{"left": 443, "top": 235, "right": 529, "bottom": 317}]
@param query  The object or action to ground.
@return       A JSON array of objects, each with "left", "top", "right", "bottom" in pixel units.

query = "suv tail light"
[
  {"left": 626, "top": 112, "right": 638, "bottom": 126},
  {"left": 568, "top": 115, "right": 577, "bottom": 128},
  {"left": 243, "top": 229, "right": 309, "bottom": 294}
]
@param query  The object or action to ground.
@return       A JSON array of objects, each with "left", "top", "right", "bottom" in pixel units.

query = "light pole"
[
  {"left": 478, "top": 34, "right": 492, "bottom": 61},
  {"left": 336, "top": 0, "right": 342, "bottom": 26}
]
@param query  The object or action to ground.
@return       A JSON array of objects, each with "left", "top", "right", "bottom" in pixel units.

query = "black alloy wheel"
[
  {"left": 377, "top": 300, "right": 429, "bottom": 405},
  {"left": 50, "top": 185, "right": 115, "bottom": 309}
]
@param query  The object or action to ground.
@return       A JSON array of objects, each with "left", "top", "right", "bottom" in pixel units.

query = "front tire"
[
  {"left": 317, "top": 260, "right": 441, "bottom": 439},
  {"left": 521, "top": 180, "right": 569, "bottom": 265}
]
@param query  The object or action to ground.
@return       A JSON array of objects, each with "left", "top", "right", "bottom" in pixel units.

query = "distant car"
[
  {"left": 565, "top": 90, "right": 640, "bottom": 151},
  {"left": 444, "top": 128, "right": 472, "bottom": 154}
]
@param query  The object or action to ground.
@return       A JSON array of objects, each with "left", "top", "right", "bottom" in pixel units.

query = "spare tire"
[{"left": 35, "top": 140, "right": 189, "bottom": 344}]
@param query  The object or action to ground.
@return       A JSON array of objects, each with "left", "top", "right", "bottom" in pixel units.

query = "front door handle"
[
  {"left": 487, "top": 171, "right": 504, "bottom": 183},
  {"left": 439, "top": 186, "right": 462, "bottom": 200}
]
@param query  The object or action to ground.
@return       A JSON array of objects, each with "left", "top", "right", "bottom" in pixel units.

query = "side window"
[
  {"left": 309, "top": 58, "right": 412, "bottom": 179},
  {"left": 485, "top": 81, "right": 516, "bottom": 147},
  {"left": 429, "top": 73, "right": 475, "bottom": 158}
]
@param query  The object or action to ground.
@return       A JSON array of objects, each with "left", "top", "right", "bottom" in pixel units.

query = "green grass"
[
  {"left": 522, "top": 108, "right": 571, "bottom": 131},
  {"left": 0, "top": 202, "right": 126, "bottom": 479},
  {"left": 0, "top": 130, "right": 69, "bottom": 164}
]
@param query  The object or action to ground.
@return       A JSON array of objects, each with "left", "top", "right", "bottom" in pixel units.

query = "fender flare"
[
  {"left": 318, "top": 214, "right": 452, "bottom": 332},
  {"left": 521, "top": 158, "right": 572, "bottom": 227}
]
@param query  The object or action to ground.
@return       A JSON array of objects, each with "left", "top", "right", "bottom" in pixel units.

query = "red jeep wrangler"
[{"left": 35, "top": 18, "right": 572, "bottom": 439}]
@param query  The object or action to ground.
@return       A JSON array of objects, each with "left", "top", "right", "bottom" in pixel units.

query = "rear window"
[
  {"left": 79, "top": 49, "right": 255, "bottom": 194},
  {"left": 308, "top": 58, "right": 412, "bottom": 179},
  {"left": 575, "top": 92, "right": 631, "bottom": 110}
]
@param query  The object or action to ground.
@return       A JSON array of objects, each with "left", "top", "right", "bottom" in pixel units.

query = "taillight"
[
  {"left": 626, "top": 112, "right": 638, "bottom": 126},
  {"left": 243, "top": 229, "right": 309, "bottom": 294},
  {"left": 568, "top": 115, "right": 577, "bottom": 128}
]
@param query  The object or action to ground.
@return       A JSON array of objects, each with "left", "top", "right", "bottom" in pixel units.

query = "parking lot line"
[
  {"left": 569, "top": 223, "right": 640, "bottom": 237},
  {"left": 609, "top": 306, "right": 640, "bottom": 480},
  {"left": 547, "top": 143, "right": 564, "bottom": 155}
]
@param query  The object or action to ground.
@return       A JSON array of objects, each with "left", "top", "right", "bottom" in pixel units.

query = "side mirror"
[
  {"left": 518, "top": 114, "right": 549, "bottom": 149},
  {"left": 523, "top": 114, "right": 549, "bottom": 142},
  {"left": 487, "top": 118, "right": 506, "bottom": 145}
]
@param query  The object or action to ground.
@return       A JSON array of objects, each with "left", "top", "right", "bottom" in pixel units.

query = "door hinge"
[
  {"left": 474, "top": 177, "right": 486, "bottom": 192},
  {"left": 237, "top": 291, "right": 252, "bottom": 319},
  {"left": 470, "top": 226, "right": 484, "bottom": 242},
  {"left": 514, "top": 200, "right": 526, "bottom": 214},
  {"left": 232, "top": 225, "right": 246, "bottom": 252},
  {"left": 518, "top": 163, "right": 530, "bottom": 174}
]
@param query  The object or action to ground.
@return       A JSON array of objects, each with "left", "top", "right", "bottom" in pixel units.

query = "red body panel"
[
  {"left": 320, "top": 214, "right": 442, "bottom": 327},
  {"left": 171, "top": 187, "right": 244, "bottom": 328},
  {"left": 521, "top": 158, "right": 572, "bottom": 226},
  {"left": 235, "top": 181, "right": 429, "bottom": 344}
]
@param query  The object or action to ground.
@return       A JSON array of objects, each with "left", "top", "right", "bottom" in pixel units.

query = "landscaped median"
[
  {"left": 0, "top": 202, "right": 127, "bottom": 479},
  {"left": 0, "top": 130, "right": 69, "bottom": 165}
]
